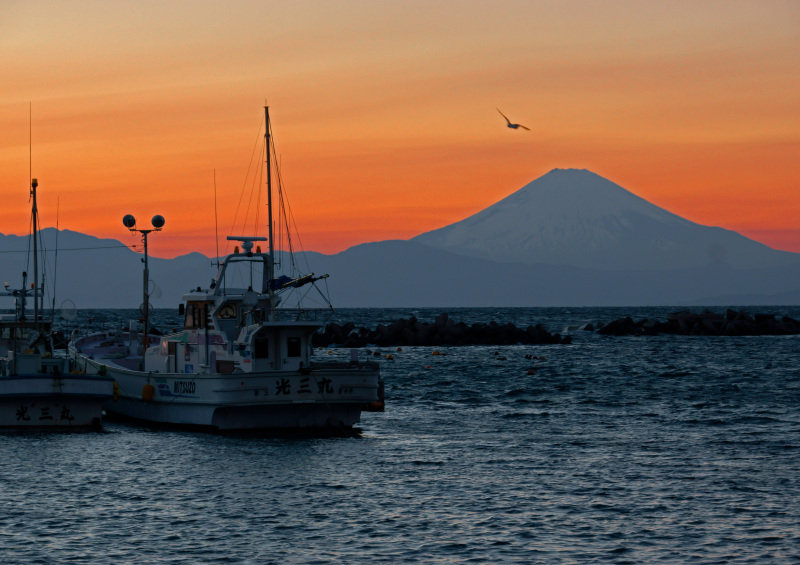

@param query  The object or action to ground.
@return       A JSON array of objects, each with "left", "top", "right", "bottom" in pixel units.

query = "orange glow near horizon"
[{"left": 1, "top": 1, "right": 798, "bottom": 259}]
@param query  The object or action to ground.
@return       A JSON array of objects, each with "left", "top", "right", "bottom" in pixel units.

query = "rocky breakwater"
[
  {"left": 597, "top": 308, "right": 800, "bottom": 336},
  {"left": 313, "top": 313, "right": 571, "bottom": 348}
]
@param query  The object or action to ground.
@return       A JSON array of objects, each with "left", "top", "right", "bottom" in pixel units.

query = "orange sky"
[{"left": 1, "top": 0, "right": 798, "bottom": 258}]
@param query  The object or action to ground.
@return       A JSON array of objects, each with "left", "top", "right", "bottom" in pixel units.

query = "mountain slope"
[
  {"left": 294, "top": 240, "right": 800, "bottom": 307},
  {"left": 3, "top": 176, "right": 800, "bottom": 309},
  {"left": 413, "top": 168, "right": 799, "bottom": 271}
]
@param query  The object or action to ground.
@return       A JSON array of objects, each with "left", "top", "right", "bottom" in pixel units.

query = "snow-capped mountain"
[
  {"left": 413, "top": 168, "right": 799, "bottom": 270},
  {"left": 2, "top": 170, "right": 800, "bottom": 308}
]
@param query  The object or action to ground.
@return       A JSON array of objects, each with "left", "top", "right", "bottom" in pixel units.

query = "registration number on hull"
[{"left": 173, "top": 381, "right": 196, "bottom": 394}]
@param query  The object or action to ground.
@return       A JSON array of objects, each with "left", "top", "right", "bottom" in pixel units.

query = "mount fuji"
[
  {"left": 2, "top": 169, "right": 799, "bottom": 307},
  {"left": 413, "top": 168, "right": 798, "bottom": 271}
]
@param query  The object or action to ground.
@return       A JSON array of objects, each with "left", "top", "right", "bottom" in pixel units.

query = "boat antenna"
[
  {"left": 265, "top": 104, "right": 275, "bottom": 320},
  {"left": 213, "top": 169, "right": 220, "bottom": 267}
]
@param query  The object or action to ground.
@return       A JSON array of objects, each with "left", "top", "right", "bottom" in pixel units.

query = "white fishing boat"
[
  {"left": 69, "top": 107, "right": 383, "bottom": 432},
  {"left": 0, "top": 179, "right": 114, "bottom": 429}
]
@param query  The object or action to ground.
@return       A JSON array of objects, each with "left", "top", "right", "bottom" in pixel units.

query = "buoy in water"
[
  {"left": 526, "top": 368, "right": 535, "bottom": 375},
  {"left": 364, "top": 400, "right": 385, "bottom": 412}
]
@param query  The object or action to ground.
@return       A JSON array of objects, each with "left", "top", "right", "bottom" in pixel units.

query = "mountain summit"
[{"left": 413, "top": 168, "right": 797, "bottom": 270}]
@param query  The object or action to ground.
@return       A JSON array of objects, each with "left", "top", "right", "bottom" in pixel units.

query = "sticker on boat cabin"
[{"left": 184, "top": 364, "right": 194, "bottom": 373}]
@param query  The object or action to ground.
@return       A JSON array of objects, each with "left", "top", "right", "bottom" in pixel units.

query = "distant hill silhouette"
[{"left": 2, "top": 169, "right": 799, "bottom": 308}]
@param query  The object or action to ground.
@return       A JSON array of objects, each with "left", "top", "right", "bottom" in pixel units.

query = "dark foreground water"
[{"left": 2, "top": 307, "right": 799, "bottom": 563}]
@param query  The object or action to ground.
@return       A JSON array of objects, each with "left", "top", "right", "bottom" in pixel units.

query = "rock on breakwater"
[
  {"left": 313, "top": 313, "right": 571, "bottom": 347},
  {"left": 596, "top": 308, "right": 800, "bottom": 336}
]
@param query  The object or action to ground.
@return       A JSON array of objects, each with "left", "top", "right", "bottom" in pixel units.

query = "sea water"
[{"left": 1, "top": 307, "right": 799, "bottom": 563}]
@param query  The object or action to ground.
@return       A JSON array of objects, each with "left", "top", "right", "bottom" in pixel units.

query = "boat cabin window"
[
  {"left": 217, "top": 304, "right": 237, "bottom": 319},
  {"left": 184, "top": 302, "right": 212, "bottom": 329},
  {"left": 1, "top": 327, "right": 26, "bottom": 340},
  {"left": 287, "top": 337, "right": 302, "bottom": 358},
  {"left": 254, "top": 336, "right": 269, "bottom": 358}
]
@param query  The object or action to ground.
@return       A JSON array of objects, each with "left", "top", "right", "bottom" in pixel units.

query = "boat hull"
[
  {"left": 0, "top": 374, "right": 115, "bottom": 429},
  {"left": 72, "top": 353, "right": 381, "bottom": 431}
]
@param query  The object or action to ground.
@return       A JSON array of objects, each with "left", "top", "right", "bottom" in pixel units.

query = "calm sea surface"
[{"left": 2, "top": 307, "right": 799, "bottom": 564}]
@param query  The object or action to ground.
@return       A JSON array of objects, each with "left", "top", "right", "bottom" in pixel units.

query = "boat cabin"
[{"left": 144, "top": 240, "right": 323, "bottom": 375}]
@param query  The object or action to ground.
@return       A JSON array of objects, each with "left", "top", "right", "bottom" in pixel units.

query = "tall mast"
[
  {"left": 30, "top": 106, "right": 40, "bottom": 330},
  {"left": 265, "top": 105, "right": 275, "bottom": 319},
  {"left": 31, "top": 178, "right": 39, "bottom": 330}
]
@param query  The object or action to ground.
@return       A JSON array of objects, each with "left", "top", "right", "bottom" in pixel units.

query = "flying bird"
[{"left": 497, "top": 108, "right": 530, "bottom": 130}]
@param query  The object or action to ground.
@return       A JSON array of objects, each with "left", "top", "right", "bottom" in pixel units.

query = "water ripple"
[{"left": 2, "top": 307, "right": 799, "bottom": 563}]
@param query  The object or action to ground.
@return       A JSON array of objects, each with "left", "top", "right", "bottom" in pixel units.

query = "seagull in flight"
[{"left": 497, "top": 108, "right": 530, "bottom": 130}]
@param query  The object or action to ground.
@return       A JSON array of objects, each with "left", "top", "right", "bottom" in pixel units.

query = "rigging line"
[
  {"left": 0, "top": 244, "right": 131, "bottom": 254},
  {"left": 241, "top": 134, "right": 263, "bottom": 240},
  {"left": 213, "top": 169, "right": 220, "bottom": 265},
  {"left": 254, "top": 143, "right": 264, "bottom": 238},
  {"left": 35, "top": 198, "right": 50, "bottom": 314},
  {"left": 311, "top": 283, "right": 334, "bottom": 310},
  {"left": 26, "top": 211, "right": 32, "bottom": 273},
  {"left": 254, "top": 137, "right": 263, "bottom": 238},
  {"left": 319, "top": 275, "right": 333, "bottom": 305},
  {"left": 279, "top": 157, "right": 291, "bottom": 267},
  {"left": 274, "top": 159, "right": 313, "bottom": 275},
  {"left": 277, "top": 177, "right": 292, "bottom": 269},
  {"left": 270, "top": 139, "right": 284, "bottom": 263},
  {"left": 29, "top": 103, "right": 31, "bottom": 203},
  {"left": 270, "top": 139, "right": 293, "bottom": 272},
  {"left": 226, "top": 113, "right": 264, "bottom": 256},
  {"left": 268, "top": 120, "right": 279, "bottom": 256},
  {"left": 266, "top": 132, "right": 283, "bottom": 270},
  {"left": 51, "top": 197, "right": 60, "bottom": 317}
]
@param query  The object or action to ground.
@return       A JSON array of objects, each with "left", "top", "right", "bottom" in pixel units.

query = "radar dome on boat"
[
  {"left": 151, "top": 215, "right": 165, "bottom": 229},
  {"left": 122, "top": 214, "right": 136, "bottom": 228}
]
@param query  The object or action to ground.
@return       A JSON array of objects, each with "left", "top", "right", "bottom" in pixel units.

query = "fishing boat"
[
  {"left": 0, "top": 179, "right": 114, "bottom": 429},
  {"left": 68, "top": 107, "right": 383, "bottom": 432}
]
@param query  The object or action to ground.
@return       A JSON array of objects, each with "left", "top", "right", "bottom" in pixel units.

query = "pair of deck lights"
[
  {"left": 233, "top": 246, "right": 262, "bottom": 254},
  {"left": 122, "top": 214, "right": 165, "bottom": 232}
]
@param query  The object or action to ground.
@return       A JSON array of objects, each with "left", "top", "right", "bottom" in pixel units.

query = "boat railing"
[
  {"left": 270, "top": 308, "right": 331, "bottom": 322},
  {"left": 311, "top": 360, "right": 380, "bottom": 371}
]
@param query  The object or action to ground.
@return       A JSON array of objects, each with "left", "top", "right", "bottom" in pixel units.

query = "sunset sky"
[{"left": 1, "top": 0, "right": 798, "bottom": 258}]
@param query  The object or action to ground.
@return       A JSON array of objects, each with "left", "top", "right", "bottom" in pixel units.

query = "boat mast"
[
  {"left": 265, "top": 105, "right": 275, "bottom": 320},
  {"left": 31, "top": 177, "right": 39, "bottom": 331}
]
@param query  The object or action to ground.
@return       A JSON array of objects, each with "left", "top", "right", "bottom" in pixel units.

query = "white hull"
[
  {"left": 0, "top": 374, "right": 114, "bottom": 429},
  {"left": 73, "top": 354, "right": 380, "bottom": 431}
]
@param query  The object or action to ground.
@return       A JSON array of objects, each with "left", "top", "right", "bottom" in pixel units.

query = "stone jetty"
[
  {"left": 596, "top": 308, "right": 800, "bottom": 336},
  {"left": 312, "top": 313, "right": 571, "bottom": 348}
]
